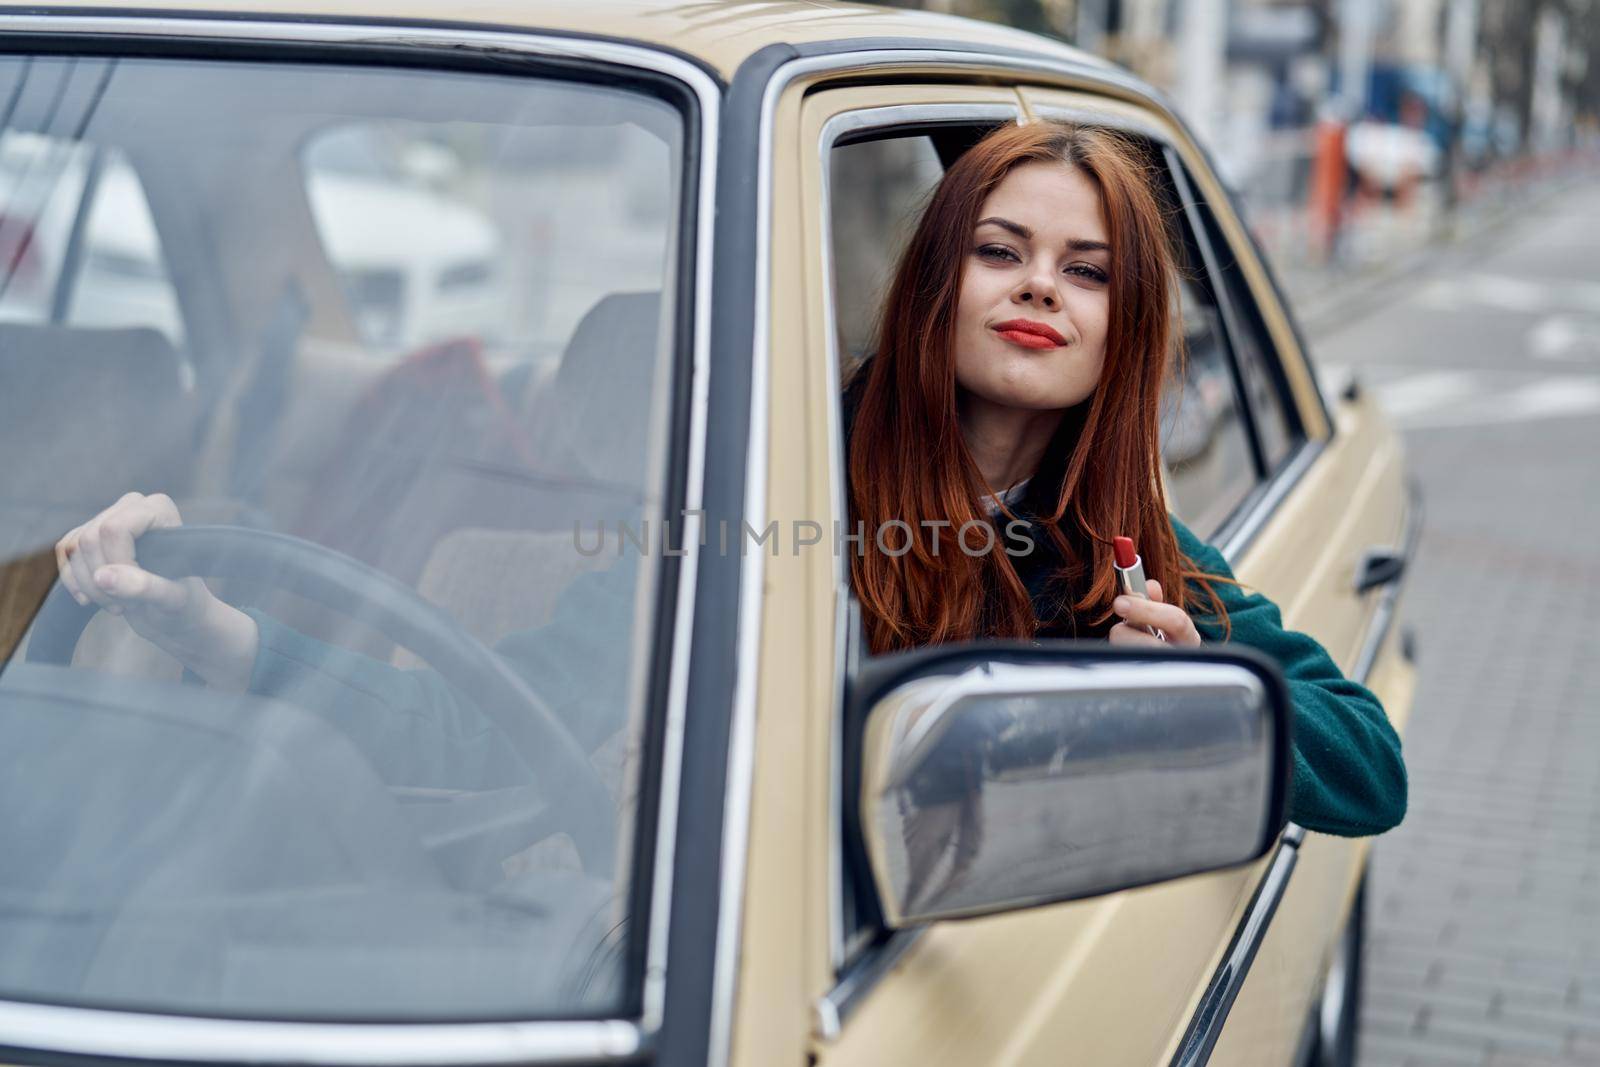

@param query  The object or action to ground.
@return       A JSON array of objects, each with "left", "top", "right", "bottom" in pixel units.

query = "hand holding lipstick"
[
  {"left": 1109, "top": 535, "right": 1202, "bottom": 647},
  {"left": 1109, "top": 578, "right": 1202, "bottom": 647}
]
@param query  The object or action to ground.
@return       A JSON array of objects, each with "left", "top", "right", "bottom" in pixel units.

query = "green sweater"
[
  {"left": 242, "top": 517, "right": 1406, "bottom": 840},
  {"left": 1170, "top": 515, "right": 1407, "bottom": 837}
]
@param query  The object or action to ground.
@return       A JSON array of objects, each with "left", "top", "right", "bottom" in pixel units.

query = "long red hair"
[{"left": 847, "top": 119, "right": 1230, "bottom": 654}]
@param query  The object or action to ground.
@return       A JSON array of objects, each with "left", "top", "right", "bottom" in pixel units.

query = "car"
[
  {"left": 0, "top": 5, "right": 1418, "bottom": 1067},
  {"left": 1344, "top": 120, "right": 1442, "bottom": 193},
  {"left": 0, "top": 128, "right": 507, "bottom": 355}
]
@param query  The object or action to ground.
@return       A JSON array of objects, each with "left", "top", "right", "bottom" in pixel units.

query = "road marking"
[
  {"left": 1368, "top": 370, "right": 1480, "bottom": 417},
  {"left": 1528, "top": 314, "right": 1600, "bottom": 360},
  {"left": 1419, "top": 273, "right": 1600, "bottom": 316},
  {"left": 1371, "top": 370, "right": 1600, "bottom": 430}
]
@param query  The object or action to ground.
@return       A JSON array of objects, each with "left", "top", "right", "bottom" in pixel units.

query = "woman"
[
  {"left": 53, "top": 119, "right": 1405, "bottom": 837},
  {"left": 842, "top": 118, "right": 1404, "bottom": 837}
]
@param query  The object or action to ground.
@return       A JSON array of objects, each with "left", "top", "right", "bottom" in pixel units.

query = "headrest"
[
  {"left": 0, "top": 323, "right": 194, "bottom": 506},
  {"left": 0, "top": 322, "right": 186, "bottom": 388},
  {"left": 532, "top": 290, "right": 665, "bottom": 495}
]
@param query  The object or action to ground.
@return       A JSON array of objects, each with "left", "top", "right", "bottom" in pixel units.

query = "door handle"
[{"left": 1354, "top": 547, "right": 1405, "bottom": 594}]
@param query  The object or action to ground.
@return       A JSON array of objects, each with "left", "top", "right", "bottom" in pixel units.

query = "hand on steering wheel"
[
  {"left": 40, "top": 499, "right": 616, "bottom": 875},
  {"left": 55, "top": 493, "right": 260, "bottom": 690}
]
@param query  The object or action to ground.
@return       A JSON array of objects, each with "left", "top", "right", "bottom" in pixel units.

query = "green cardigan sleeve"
[
  {"left": 1169, "top": 515, "right": 1408, "bottom": 837},
  {"left": 242, "top": 552, "right": 638, "bottom": 791}
]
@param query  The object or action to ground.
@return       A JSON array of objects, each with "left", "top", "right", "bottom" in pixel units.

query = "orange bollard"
[{"left": 1306, "top": 118, "right": 1347, "bottom": 264}]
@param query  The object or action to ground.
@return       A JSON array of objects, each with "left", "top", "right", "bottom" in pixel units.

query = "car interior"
[
  {"left": 0, "top": 56, "right": 674, "bottom": 689},
  {"left": 0, "top": 53, "right": 682, "bottom": 1018}
]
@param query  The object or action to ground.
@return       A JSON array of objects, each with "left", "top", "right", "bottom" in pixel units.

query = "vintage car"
[{"left": 0, "top": 3, "right": 1417, "bottom": 1067}]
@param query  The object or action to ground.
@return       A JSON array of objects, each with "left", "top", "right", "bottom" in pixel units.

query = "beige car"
[{"left": 0, "top": 4, "right": 1416, "bottom": 1067}]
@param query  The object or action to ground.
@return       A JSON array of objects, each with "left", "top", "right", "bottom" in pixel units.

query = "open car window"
[
  {"left": 826, "top": 118, "right": 1288, "bottom": 972},
  {"left": 0, "top": 53, "right": 688, "bottom": 1025}
]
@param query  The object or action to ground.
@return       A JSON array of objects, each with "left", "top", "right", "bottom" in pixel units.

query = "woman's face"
[{"left": 953, "top": 160, "right": 1111, "bottom": 413}]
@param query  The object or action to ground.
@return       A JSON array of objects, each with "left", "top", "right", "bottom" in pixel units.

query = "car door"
[
  {"left": 0, "top": 23, "right": 715, "bottom": 1067},
  {"left": 1016, "top": 86, "right": 1419, "bottom": 1065},
  {"left": 774, "top": 78, "right": 1294, "bottom": 1067}
]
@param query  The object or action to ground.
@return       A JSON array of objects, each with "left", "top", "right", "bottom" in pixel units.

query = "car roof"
[{"left": 31, "top": 0, "right": 1116, "bottom": 81}]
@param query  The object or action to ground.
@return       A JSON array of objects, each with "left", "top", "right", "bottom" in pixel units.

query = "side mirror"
[{"left": 854, "top": 643, "right": 1290, "bottom": 927}]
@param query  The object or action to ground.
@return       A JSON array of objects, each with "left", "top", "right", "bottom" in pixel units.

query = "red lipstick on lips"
[{"left": 992, "top": 319, "right": 1068, "bottom": 349}]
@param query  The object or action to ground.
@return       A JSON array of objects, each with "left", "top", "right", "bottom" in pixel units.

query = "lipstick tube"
[{"left": 1113, "top": 536, "right": 1166, "bottom": 642}]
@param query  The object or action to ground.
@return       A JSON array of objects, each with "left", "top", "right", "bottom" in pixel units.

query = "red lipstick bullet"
[{"left": 1112, "top": 535, "right": 1165, "bottom": 641}]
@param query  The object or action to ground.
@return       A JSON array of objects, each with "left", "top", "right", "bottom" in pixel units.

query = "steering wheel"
[{"left": 25, "top": 524, "right": 616, "bottom": 875}]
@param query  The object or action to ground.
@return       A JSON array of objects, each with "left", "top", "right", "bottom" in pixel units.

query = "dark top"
[{"left": 840, "top": 361, "right": 1107, "bottom": 639}]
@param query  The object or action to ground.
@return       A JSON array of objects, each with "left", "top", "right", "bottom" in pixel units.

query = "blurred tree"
[
  {"left": 1479, "top": 0, "right": 1540, "bottom": 152},
  {"left": 982, "top": 0, "right": 1059, "bottom": 38}
]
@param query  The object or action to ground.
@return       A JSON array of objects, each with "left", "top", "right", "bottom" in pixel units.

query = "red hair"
[{"left": 847, "top": 119, "right": 1231, "bottom": 654}]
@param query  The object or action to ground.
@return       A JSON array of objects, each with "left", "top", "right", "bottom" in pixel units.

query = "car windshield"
[{"left": 0, "top": 54, "right": 687, "bottom": 1021}]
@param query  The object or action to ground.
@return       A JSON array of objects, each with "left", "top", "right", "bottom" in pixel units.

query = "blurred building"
[
  {"left": 869, "top": 0, "right": 1598, "bottom": 283},
  {"left": 887, "top": 0, "right": 1595, "bottom": 169}
]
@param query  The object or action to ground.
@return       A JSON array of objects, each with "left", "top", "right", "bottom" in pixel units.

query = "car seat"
[{"left": 0, "top": 323, "right": 197, "bottom": 663}]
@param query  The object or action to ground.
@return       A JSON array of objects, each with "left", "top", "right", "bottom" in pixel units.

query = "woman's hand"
[
  {"left": 1108, "top": 579, "right": 1202, "bottom": 647},
  {"left": 54, "top": 492, "right": 260, "bottom": 691}
]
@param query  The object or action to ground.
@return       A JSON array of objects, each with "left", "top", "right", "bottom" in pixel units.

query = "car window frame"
[
  {"left": 1189, "top": 182, "right": 1305, "bottom": 473},
  {"left": 0, "top": 16, "right": 716, "bottom": 1067},
  {"left": 1144, "top": 155, "right": 1268, "bottom": 538},
  {"left": 824, "top": 105, "right": 1301, "bottom": 975},
  {"left": 1166, "top": 152, "right": 1270, "bottom": 483},
  {"left": 817, "top": 90, "right": 1336, "bottom": 1036},
  {"left": 1166, "top": 148, "right": 1306, "bottom": 478}
]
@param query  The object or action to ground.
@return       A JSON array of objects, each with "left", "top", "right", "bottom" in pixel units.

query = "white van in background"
[{"left": 0, "top": 129, "right": 506, "bottom": 356}]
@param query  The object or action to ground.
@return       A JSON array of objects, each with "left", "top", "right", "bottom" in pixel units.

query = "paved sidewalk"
[{"left": 1310, "top": 181, "right": 1600, "bottom": 1067}]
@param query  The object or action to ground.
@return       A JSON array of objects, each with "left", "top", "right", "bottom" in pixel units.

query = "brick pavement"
[{"left": 1310, "top": 183, "right": 1600, "bottom": 1067}]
